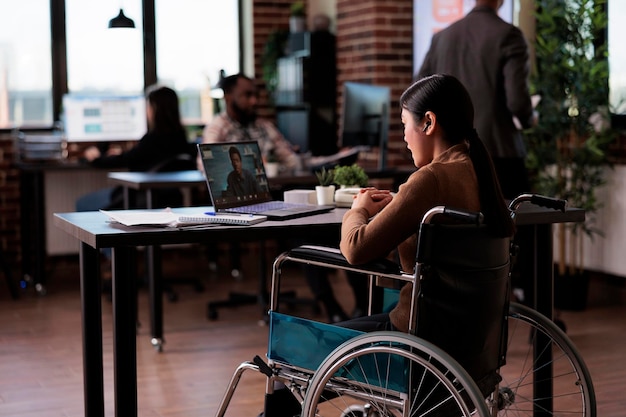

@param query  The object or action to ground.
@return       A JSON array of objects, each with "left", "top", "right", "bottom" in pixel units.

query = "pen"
[{"left": 204, "top": 211, "right": 216, "bottom": 216}]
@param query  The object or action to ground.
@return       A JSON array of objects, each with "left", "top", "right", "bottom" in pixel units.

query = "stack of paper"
[{"left": 100, "top": 210, "right": 266, "bottom": 227}]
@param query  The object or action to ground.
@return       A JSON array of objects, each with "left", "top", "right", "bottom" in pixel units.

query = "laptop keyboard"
[{"left": 228, "top": 201, "right": 307, "bottom": 214}]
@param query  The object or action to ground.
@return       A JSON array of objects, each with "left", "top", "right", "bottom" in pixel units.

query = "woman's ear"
[{"left": 423, "top": 111, "right": 436, "bottom": 133}]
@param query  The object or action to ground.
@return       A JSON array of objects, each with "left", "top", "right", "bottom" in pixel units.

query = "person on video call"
[
  {"left": 198, "top": 73, "right": 300, "bottom": 173},
  {"left": 225, "top": 145, "right": 261, "bottom": 197}
]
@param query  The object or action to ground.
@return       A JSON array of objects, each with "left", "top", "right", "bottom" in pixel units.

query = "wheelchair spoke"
[
  {"left": 302, "top": 332, "right": 489, "bottom": 417},
  {"left": 495, "top": 303, "right": 596, "bottom": 417}
]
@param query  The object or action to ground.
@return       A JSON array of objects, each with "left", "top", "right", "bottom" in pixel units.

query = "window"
[
  {"left": 155, "top": 0, "right": 240, "bottom": 124},
  {"left": 0, "top": 0, "right": 53, "bottom": 128},
  {"left": 0, "top": 1, "right": 240, "bottom": 130},
  {"left": 66, "top": 0, "right": 144, "bottom": 94}
]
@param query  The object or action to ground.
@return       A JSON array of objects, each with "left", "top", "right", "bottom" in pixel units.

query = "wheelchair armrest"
[{"left": 290, "top": 245, "right": 401, "bottom": 276}]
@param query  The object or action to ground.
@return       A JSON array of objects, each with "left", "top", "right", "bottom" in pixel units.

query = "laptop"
[{"left": 197, "top": 141, "right": 334, "bottom": 220}]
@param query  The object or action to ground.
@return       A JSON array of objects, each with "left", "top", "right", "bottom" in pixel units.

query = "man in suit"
[
  {"left": 416, "top": 0, "right": 536, "bottom": 198},
  {"left": 416, "top": 0, "right": 537, "bottom": 303}
]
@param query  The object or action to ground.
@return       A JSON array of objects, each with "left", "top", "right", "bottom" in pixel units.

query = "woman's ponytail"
[{"left": 467, "top": 129, "right": 515, "bottom": 237}]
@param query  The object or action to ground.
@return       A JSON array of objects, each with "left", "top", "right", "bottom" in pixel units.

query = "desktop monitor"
[
  {"left": 62, "top": 94, "right": 147, "bottom": 142},
  {"left": 340, "top": 82, "right": 390, "bottom": 170}
]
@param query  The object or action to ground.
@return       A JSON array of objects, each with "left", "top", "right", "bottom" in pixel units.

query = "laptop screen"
[{"left": 198, "top": 141, "right": 273, "bottom": 209}]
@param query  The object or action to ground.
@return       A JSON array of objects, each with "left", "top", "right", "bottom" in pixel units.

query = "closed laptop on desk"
[{"left": 197, "top": 141, "right": 333, "bottom": 220}]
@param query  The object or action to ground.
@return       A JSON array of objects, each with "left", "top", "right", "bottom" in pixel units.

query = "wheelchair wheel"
[
  {"left": 302, "top": 331, "right": 490, "bottom": 417},
  {"left": 495, "top": 302, "right": 596, "bottom": 416}
]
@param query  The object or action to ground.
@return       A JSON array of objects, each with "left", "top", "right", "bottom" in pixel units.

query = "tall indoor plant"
[
  {"left": 525, "top": 0, "right": 616, "bottom": 307},
  {"left": 261, "top": 29, "right": 289, "bottom": 102}
]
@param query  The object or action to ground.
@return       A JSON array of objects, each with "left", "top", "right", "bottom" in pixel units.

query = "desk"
[
  {"left": 54, "top": 203, "right": 583, "bottom": 417},
  {"left": 17, "top": 159, "right": 114, "bottom": 293},
  {"left": 107, "top": 170, "right": 205, "bottom": 209},
  {"left": 512, "top": 202, "right": 585, "bottom": 416},
  {"left": 54, "top": 208, "right": 346, "bottom": 417}
]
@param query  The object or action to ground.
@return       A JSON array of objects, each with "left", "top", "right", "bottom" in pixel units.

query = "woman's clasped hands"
[{"left": 351, "top": 187, "right": 393, "bottom": 218}]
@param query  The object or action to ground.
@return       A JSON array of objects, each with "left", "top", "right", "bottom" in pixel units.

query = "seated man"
[
  {"left": 201, "top": 72, "right": 367, "bottom": 321},
  {"left": 224, "top": 145, "right": 261, "bottom": 197}
]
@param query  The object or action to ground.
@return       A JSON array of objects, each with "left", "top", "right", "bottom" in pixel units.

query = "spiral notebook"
[
  {"left": 100, "top": 210, "right": 266, "bottom": 227},
  {"left": 176, "top": 213, "right": 267, "bottom": 226}
]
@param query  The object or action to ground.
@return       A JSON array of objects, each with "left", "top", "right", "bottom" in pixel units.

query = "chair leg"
[{"left": 0, "top": 247, "right": 19, "bottom": 299}]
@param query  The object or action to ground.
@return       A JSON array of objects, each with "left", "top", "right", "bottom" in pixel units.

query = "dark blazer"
[{"left": 417, "top": 5, "right": 534, "bottom": 159}]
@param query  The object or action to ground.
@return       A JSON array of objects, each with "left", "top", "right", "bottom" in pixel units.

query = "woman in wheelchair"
[
  {"left": 260, "top": 73, "right": 516, "bottom": 417},
  {"left": 338, "top": 73, "right": 514, "bottom": 333}
]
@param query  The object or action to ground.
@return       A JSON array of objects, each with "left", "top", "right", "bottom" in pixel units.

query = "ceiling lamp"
[{"left": 108, "top": 9, "right": 135, "bottom": 29}]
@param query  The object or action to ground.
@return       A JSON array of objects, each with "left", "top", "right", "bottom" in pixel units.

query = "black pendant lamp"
[{"left": 108, "top": 8, "right": 135, "bottom": 28}]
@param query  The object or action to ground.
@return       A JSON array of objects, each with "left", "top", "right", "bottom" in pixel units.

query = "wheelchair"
[{"left": 215, "top": 194, "right": 596, "bottom": 417}]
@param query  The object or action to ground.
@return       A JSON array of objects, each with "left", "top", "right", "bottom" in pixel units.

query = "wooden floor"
[{"left": 1, "top": 245, "right": 625, "bottom": 417}]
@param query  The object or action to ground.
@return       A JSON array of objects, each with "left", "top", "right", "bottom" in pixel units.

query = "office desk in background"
[{"left": 17, "top": 159, "right": 116, "bottom": 293}]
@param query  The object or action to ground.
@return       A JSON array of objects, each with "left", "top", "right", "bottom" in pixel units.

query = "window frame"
[{"left": 43, "top": 0, "right": 243, "bottom": 129}]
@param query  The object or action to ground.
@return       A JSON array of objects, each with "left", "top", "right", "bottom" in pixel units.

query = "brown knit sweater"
[{"left": 340, "top": 143, "right": 481, "bottom": 332}]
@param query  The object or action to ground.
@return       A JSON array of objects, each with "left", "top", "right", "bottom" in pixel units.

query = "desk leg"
[
  {"left": 79, "top": 243, "right": 105, "bottom": 417},
  {"left": 20, "top": 170, "right": 47, "bottom": 294},
  {"left": 533, "top": 223, "right": 554, "bottom": 415},
  {"left": 147, "top": 245, "right": 164, "bottom": 351},
  {"left": 111, "top": 247, "right": 138, "bottom": 417}
]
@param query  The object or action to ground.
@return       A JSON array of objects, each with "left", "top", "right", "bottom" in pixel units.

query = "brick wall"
[
  {"left": 0, "top": 134, "right": 21, "bottom": 279},
  {"left": 252, "top": 0, "right": 293, "bottom": 119},
  {"left": 252, "top": 0, "right": 415, "bottom": 168},
  {"left": 336, "top": 0, "right": 414, "bottom": 168}
]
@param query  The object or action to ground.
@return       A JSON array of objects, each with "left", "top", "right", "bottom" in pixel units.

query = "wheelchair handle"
[
  {"left": 508, "top": 193, "right": 567, "bottom": 213},
  {"left": 422, "top": 206, "right": 484, "bottom": 225}
]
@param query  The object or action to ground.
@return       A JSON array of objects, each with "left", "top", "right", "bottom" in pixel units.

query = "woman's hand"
[{"left": 351, "top": 187, "right": 393, "bottom": 218}]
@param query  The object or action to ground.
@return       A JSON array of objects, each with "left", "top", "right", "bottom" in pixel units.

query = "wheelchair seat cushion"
[{"left": 290, "top": 245, "right": 401, "bottom": 276}]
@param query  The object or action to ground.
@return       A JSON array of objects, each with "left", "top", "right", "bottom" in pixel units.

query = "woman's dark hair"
[
  {"left": 145, "top": 85, "right": 186, "bottom": 137},
  {"left": 400, "top": 74, "right": 515, "bottom": 237}
]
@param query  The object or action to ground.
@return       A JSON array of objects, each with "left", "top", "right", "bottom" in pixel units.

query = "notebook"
[{"left": 197, "top": 141, "right": 334, "bottom": 220}]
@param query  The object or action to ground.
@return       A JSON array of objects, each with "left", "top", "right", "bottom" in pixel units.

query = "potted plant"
[
  {"left": 333, "top": 164, "right": 369, "bottom": 188},
  {"left": 525, "top": 0, "right": 617, "bottom": 310},
  {"left": 289, "top": 1, "right": 306, "bottom": 33},
  {"left": 332, "top": 164, "right": 369, "bottom": 207},
  {"left": 314, "top": 167, "right": 335, "bottom": 205}
]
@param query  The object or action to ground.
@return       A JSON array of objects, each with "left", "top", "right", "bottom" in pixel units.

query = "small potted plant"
[
  {"left": 289, "top": 1, "right": 306, "bottom": 33},
  {"left": 314, "top": 166, "right": 335, "bottom": 205},
  {"left": 333, "top": 164, "right": 368, "bottom": 188},
  {"left": 333, "top": 164, "right": 368, "bottom": 207}
]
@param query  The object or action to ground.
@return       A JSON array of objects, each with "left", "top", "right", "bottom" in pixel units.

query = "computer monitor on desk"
[
  {"left": 62, "top": 94, "right": 147, "bottom": 142},
  {"left": 340, "top": 82, "right": 390, "bottom": 170}
]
